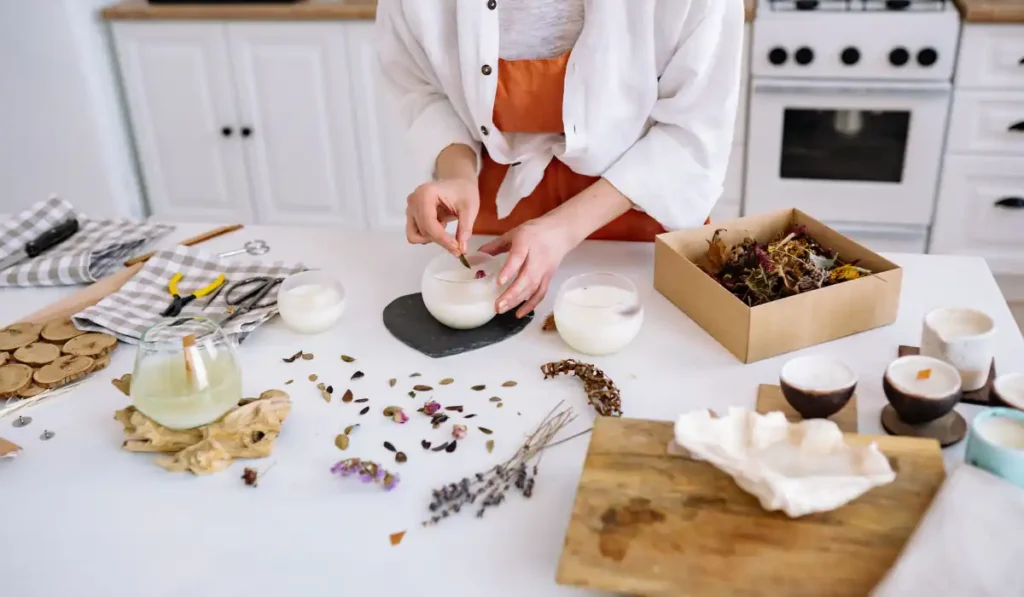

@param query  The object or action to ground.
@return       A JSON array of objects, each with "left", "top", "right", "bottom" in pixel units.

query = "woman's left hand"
[{"left": 478, "top": 215, "right": 581, "bottom": 318}]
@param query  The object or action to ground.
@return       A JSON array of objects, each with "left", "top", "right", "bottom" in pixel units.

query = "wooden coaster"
[
  {"left": 755, "top": 383, "right": 858, "bottom": 433},
  {"left": 898, "top": 345, "right": 996, "bottom": 406},
  {"left": 880, "top": 404, "right": 967, "bottom": 448}
]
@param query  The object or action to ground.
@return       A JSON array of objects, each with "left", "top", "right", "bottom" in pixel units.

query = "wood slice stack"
[{"left": 0, "top": 320, "right": 118, "bottom": 398}]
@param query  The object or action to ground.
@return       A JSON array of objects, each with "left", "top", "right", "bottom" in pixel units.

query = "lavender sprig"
[{"left": 331, "top": 458, "right": 400, "bottom": 491}]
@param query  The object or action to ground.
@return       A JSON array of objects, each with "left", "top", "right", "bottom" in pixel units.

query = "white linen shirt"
[{"left": 375, "top": 0, "right": 745, "bottom": 230}]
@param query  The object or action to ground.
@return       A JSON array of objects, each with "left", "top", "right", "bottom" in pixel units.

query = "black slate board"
[{"left": 382, "top": 293, "right": 533, "bottom": 358}]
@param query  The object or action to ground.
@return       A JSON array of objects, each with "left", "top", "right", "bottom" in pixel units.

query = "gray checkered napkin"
[
  {"left": 72, "top": 246, "right": 306, "bottom": 344},
  {"left": 0, "top": 196, "right": 175, "bottom": 287}
]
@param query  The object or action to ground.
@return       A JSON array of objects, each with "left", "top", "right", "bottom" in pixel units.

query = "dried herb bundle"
[
  {"left": 331, "top": 458, "right": 400, "bottom": 491},
  {"left": 423, "top": 402, "right": 578, "bottom": 526},
  {"left": 541, "top": 359, "right": 623, "bottom": 417},
  {"left": 702, "top": 226, "right": 872, "bottom": 307}
]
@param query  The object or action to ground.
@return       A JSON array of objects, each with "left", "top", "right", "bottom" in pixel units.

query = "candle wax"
[{"left": 554, "top": 285, "right": 642, "bottom": 356}]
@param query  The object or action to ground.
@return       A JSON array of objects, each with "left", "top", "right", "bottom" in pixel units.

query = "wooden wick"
[
  {"left": 124, "top": 223, "right": 244, "bottom": 267},
  {"left": 182, "top": 334, "right": 197, "bottom": 387}
]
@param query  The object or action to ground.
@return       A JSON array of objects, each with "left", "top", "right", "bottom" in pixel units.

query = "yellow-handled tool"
[{"left": 161, "top": 273, "right": 226, "bottom": 317}]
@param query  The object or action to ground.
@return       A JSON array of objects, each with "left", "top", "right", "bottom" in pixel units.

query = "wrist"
[{"left": 435, "top": 144, "right": 478, "bottom": 183}]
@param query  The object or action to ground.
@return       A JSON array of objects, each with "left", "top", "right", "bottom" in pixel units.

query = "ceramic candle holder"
[
  {"left": 552, "top": 272, "right": 643, "bottom": 356},
  {"left": 965, "top": 407, "right": 1024, "bottom": 490},
  {"left": 883, "top": 355, "right": 962, "bottom": 425},
  {"left": 993, "top": 373, "right": 1024, "bottom": 412},
  {"left": 920, "top": 307, "right": 996, "bottom": 392},
  {"left": 421, "top": 252, "right": 502, "bottom": 330},
  {"left": 779, "top": 355, "right": 857, "bottom": 419}
]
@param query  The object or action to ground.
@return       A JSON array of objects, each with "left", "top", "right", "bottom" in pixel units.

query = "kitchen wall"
[{"left": 0, "top": 0, "right": 142, "bottom": 219}]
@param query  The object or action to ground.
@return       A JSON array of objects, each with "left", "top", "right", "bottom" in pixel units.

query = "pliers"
[{"left": 161, "top": 272, "right": 226, "bottom": 317}]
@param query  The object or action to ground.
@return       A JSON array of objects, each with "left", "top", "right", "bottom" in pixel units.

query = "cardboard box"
[{"left": 654, "top": 209, "right": 902, "bottom": 363}]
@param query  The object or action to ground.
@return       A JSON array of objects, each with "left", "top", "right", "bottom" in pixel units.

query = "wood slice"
[
  {"left": 18, "top": 384, "right": 45, "bottom": 398},
  {"left": 90, "top": 354, "right": 111, "bottom": 374},
  {"left": 33, "top": 355, "right": 95, "bottom": 389},
  {"left": 0, "top": 352, "right": 8, "bottom": 367},
  {"left": 0, "top": 323, "right": 42, "bottom": 351},
  {"left": 40, "top": 317, "right": 87, "bottom": 343},
  {"left": 0, "top": 363, "right": 34, "bottom": 398},
  {"left": 13, "top": 342, "right": 61, "bottom": 366},
  {"left": 62, "top": 333, "right": 117, "bottom": 358}
]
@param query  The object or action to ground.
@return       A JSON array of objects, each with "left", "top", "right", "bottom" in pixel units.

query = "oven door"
[{"left": 745, "top": 78, "right": 952, "bottom": 226}]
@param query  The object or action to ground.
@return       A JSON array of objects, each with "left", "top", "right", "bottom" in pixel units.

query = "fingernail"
[
  {"left": 498, "top": 276, "right": 506, "bottom": 285},
  {"left": 498, "top": 301, "right": 507, "bottom": 313}
]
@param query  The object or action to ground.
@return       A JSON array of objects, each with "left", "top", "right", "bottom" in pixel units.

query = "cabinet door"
[
  {"left": 346, "top": 22, "right": 418, "bottom": 231},
  {"left": 228, "top": 23, "right": 366, "bottom": 228},
  {"left": 111, "top": 23, "right": 254, "bottom": 222}
]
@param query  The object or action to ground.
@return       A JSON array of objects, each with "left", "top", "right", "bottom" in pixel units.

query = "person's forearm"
[
  {"left": 435, "top": 143, "right": 478, "bottom": 182},
  {"left": 545, "top": 178, "right": 633, "bottom": 245}
]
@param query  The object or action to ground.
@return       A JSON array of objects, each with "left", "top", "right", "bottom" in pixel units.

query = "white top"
[
  {"left": 2, "top": 223, "right": 1024, "bottom": 597},
  {"left": 498, "top": 0, "right": 585, "bottom": 60},
  {"left": 375, "top": 0, "right": 746, "bottom": 229}
]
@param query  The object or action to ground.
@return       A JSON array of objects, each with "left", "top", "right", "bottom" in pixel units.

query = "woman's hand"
[
  {"left": 479, "top": 214, "right": 580, "bottom": 319},
  {"left": 406, "top": 178, "right": 479, "bottom": 256}
]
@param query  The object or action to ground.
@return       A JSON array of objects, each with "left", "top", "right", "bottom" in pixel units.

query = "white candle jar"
[
  {"left": 421, "top": 252, "right": 502, "bottom": 330},
  {"left": 553, "top": 272, "right": 644, "bottom": 356},
  {"left": 277, "top": 270, "right": 346, "bottom": 334}
]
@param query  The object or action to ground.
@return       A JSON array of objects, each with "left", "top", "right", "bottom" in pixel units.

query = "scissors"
[
  {"left": 219, "top": 276, "right": 282, "bottom": 325},
  {"left": 218, "top": 240, "right": 270, "bottom": 259},
  {"left": 162, "top": 273, "right": 226, "bottom": 317}
]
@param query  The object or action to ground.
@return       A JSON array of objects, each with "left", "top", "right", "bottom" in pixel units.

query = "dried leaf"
[
  {"left": 501, "top": 381, "right": 517, "bottom": 388},
  {"left": 282, "top": 350, "right": 303, "bottom": 363},
  {"left": 341, "top": 355, "right": 355, "bottom": 363},
  {"left": 410, "top": 373, "right": 421, "bottom": 378},
  {"left": 383, "top": 441, "right": 396, "bottom": 452},
  {"left": 458, "top": 253, "right": 472, "bottom": 269},
  {"left": 464, "top": 414, "right": 477, "bottom": 419},
  {"left": 359, "top": 406, "right": 370, "bottom": 415},
  {"left": 471, "top": 385, "right": 485, "bottom": 391},
  {"left": 354, "top": 398, "right": 368, "bottom": 403},
  {"left": 431, "top": 441, "right": 450, "bottom": 452},
  {"left": 486, "top": 439, "right": 495, "bottom": 453},
  {"left": 351, "top": 371, "right": 365, "bottom": 380},
  {"left": 446, "top": 441, "right": 457, "bottom": 453},
  {"left": 489, "top": 397, "right": 502, "bottom": 403},
  {"left": 301, "top": 353, "right": 314, "bottom": 361},
  {"left": 421, "top": 439, "right": 431, "bottom": 449},
  {"left": 706, "top": 228, "right": 730, "bottom": 274},
  {"left": 111, "top": 373, "right": 132, "bottom": 396},
  {"left": 445, "top": 405, "right": 464, "bottom": 412},
  {"left": 383, "top": 406, "right": 399, "bottom": 416},
  {"left": 335, "top": 434, "right": 350, "bottom": 450},
  {"left": 318, "top": 384, "right": 331, "bottom": 403},
  {"left": 916, "top": 368, "right": 932, "bottom": 380},
  {"left": 408, "top": 391, "right": 416, "bottom": 398},
  {"left": 389, "top": 531, "right": 406, "bottom": 546},
  {"left": 342, "top": 389, "right": 354, "bottom": 403},
  {"left": 542, "top": 313, "right": 557, "bottom": 332},
  {"left": 326, "top": 385, "right": 334, "bottom": 394},
  {"left": 439, "top": 378, "right": 454, "bottom": 385},
  {"left": 344, "top": 424, "right": 359, "bottom": 435},
  {"left": 389, "top": 378, "right": 397, "bottom": 387},
  {"left": 497, "top": 403, "right": 504, "bottom": 408},
  {"left": 308, "top": 374, "right": 318, "bottom": 382},
  {"left": 413, "top": 385, "right": 433, "bottom": 392},
  {"left": 478, "top": 427, "right": 493, "bottom": 435},
  {"left": 395, "top": 452, "right": 407, "bottom": 463},
  {"left": 285, "top": 379, "right": 293, "bottom": 385}
]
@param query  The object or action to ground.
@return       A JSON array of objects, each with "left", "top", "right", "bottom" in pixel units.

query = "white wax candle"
[
  {"left": 278, "top": 283, "right": 345, "bottom": 334},
  {"left": 554, "top": 285, "right": 642, "bottom": 356},
  {"left": 976, "top": 416, "right": 1024, "bottom": 450}
]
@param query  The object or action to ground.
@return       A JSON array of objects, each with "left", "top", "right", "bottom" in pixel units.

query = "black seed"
[
  {"left": 478, "top": 427, "right": 493, "bottom": 435},
  {"left": 359, "top": 406, "right": 369, "bottom": 415},
  {"left": 354, "top": 398, "right": 368, "bottom": 403},
  {"left": 432, "top": 442, "right": 450, "bottom": 452},
  {"left": 446, "top": 441, "right": 457, "bottom": 453},
  {"left": 383, "top": 441, "right": 396, "bottom": 452},
  {"left": 351, "top": 371, "right": 365, "bottom": 380},
  {"left": 421, "top": 440, "right": 431, "bottom": 449}
]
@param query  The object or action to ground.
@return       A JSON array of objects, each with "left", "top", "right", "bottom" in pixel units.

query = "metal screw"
[
  {"left": 12, "top": 416, "right": 31, "bottom": 428},
  {"left": 40, "top": 430, "right": 54, "bottom": 441}
]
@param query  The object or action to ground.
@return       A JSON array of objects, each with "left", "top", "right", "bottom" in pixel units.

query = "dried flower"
[
  {"left": 242, "top": 467, "right": 258, "bottom": 487},
  {"left": 331, "top": 458, "right": 400, "bottom": 491},
  {"left": 390, "top": 531, "right": 406, "bottom": 546},
  {"left": 452, "top": 424, "right": 468, "bottom": 440},
  {"left": 542, "top": 313, "right": 557, "bottom": 332},
  {"left": 392, "top": 409, "right": 409, "bottom": 424},
  {"left": 423, "top": 400, "right": 442, "bottom": 415},
  {"left": 474, "top": 270, "right": 486, "bottom": 279},
  {"left": 541, "top": 359, "right": 622, "bottom": 417}
]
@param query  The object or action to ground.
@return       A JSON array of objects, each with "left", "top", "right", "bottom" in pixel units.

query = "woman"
[{"left": 377, "top": 0, "right": 744, "bottom": 318}]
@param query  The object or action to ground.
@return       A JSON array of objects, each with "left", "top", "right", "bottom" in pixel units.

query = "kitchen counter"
[
  {"left": 102, "top": 0, "right": 758, "bottom": 22},
  {"left": 1, "top": 224, "right": 1021, "bottom": 597},
  {"left": 954, "top": 0, "right": 1024, "bottom": 23}
]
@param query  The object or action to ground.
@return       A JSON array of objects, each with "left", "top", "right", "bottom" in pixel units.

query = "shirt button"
[
  {"left": 487, "top": 0, "right": 496, "bottom": 9},
  {"left": 481, "top": 125, "right": 490, "bottom": 136},
  {"left": 481, "top": 64, "right": 492, "bottom": 76}
]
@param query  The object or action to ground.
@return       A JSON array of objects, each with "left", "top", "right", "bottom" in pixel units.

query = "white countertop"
[{"left": 1, "top": 224, "right": 1022, "bottom": 597}]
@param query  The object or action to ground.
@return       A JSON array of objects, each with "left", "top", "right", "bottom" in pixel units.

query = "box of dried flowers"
[{"left": 654, "top": 208, "right": 902, "bottom": 363}]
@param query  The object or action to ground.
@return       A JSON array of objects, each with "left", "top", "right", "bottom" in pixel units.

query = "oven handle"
[{"left": 752, "top": 80, "right": 951, "bottom": 97}]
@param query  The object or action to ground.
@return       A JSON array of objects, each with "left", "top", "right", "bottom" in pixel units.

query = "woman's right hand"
[{"left": 405, "top": 177, "right": 479, "bottom": 256}]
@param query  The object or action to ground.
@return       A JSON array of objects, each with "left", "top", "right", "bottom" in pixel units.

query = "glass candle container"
[
  {"left": 553, "top": 272, "right": 644, "bottom": 356},
  {"left": 421, "top": 252, "right": 502, "bottom": 330},
  {"left": 130, "top": 316, "right": 243, "bottom": 430},
  {"left": 277, "top": 270, "right": 346, "bottom": 334}
]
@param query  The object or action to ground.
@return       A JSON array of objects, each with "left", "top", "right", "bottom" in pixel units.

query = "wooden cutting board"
[{"left": 557, "top": 417, "right": 946, "bottom": 597}]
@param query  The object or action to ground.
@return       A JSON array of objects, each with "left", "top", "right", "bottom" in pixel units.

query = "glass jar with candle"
[
  {"left": 421, "top": 252, "right": 503, "bottom": 330},
  {"left": 277, "top": 270, "right": 346, "bottom": 334},
  {"left": 553, "top": 272, "right": 644, "bottom": 356},
  {"left": 130, "top": 316, "right": 242, "bottom": 430}
]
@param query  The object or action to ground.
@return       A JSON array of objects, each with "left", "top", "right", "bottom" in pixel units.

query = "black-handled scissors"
[{"left": 220, "top": 276, "right": 282, "bottom": 325}]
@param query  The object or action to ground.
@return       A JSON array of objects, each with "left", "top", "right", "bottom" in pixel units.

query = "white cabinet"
[
  {"left": 112, "top": 22, "right": 366, "bottom": 227},
  {"left": 956, "top": 25, "right": 1024, "bottom": 90},
  {"left": 112, "top": 24, "right": 253, "bottom": 222}
]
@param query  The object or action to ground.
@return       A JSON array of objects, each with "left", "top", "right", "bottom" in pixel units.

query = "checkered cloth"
[
  {"left": 0, "top": 196, "right": 175, "bottom": 287},
  {"left": 72, "top": 246, "right": 306, "bottom": 344}
]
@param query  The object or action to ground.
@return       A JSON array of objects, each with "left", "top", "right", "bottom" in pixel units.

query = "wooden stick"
[
  {"left": 182, "top": 333, "right": 197, "bottom": 388},
  {"left": 124, "top": 223, "right": 243, "bottom": 267}
]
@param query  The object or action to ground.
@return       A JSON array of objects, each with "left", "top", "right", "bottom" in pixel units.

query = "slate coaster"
[
  {"left": 382, "top": 293, "right": 533, "bottom": 358},
  {"left": 755, "top": 383, "right": 858, "bottom": 433},
  {"left": 899, "top": 345, "right": 996, "bottom": 406}
]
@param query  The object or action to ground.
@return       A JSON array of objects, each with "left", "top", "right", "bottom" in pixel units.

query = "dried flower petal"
[
  {"left": 389, "top": 531, "right": 406, "bottom": 546},
  {"left": 285, "top": 379, "right": 294, "bottom": 385},
  {"left": 359, "top": 406, "right": 370, "bottom": 415},
  {"left": 421, "top": 440, "right": 431, "bottom": 449},
  {"left": 474, "top": 270, "right": 486, "bottom": 279},
  {"left": 439, "top": 378, "right": 454, "bottom": 385},
  {"left": 383, "top": 441, "right": 397, "bottom": 452},
  {"left": 309, "top": 374, "right": 318, "bottom": 382},
  {"left": 351, "top": 371, "right": 365, "bottom": 380},
  {"left": 471, "top": 385, "right": 485, "bottom": 391},
  {"left": 342, "top": 389, "right": 354, "bottom": 403},
  {"left": 395, "top": 452, "right": 408, "bottom": 463},
  {"left": 478, "top": 427, "right": 493, "bottom": 435},
  {"left": 344, "top": 424, "right": 359, "bottom": 435},
  {"left": 318, "top": 384, "right": 331, "bottom": 403},
  {"left": 341, "top": 355, "right": 355, "bottom": 363},
  {"left": 335, "top": 434, "right": 350, "bottom": 450},
  {"left": 389, "top": 378, "right": 397, "bottom": 387},
  {"left": 413, "top": 385, "right": 433, "bottom": 392},
  {"left": 452, "top": 424, "right": 468, "bottom": 440},
  {"left": 916, "top": 368, "right": 932, "bottom": 380},
  {"left": 392, "top": 410, "right": 410, "bottom": 424},
  {"left": 489, "top": 397, "right": 502, "bottom": 403},
  {"left": 486, "top": 439, "right": 495, "bottom": 453},
  {"left": 501, "top": 381, "right": 517, "bottom": 387},
  {"left": 301, "top": 353, "right": 314, "bottom": 361},
  {"left": 423, "top": 401, "right": 442, "bottom": 415}
]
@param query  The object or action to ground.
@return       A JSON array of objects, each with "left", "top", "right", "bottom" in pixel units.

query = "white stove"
[{"left": 744, "top": 0, "right": 963, "bottom": 253}]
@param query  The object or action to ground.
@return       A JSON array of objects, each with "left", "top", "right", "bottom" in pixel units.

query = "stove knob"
[
  {"left": 840, "top": 47, "right": 861, "bottom": 66},
  {"left": 917, "top": 47, "right": 939, "bottom": 67},
  {"left": 795, "top": 47, "right": 814, "bottom": 66},
  {"left": 768, "top": 47, "right": 788, "bottom": 66},
  {"left": 889, "top": 47, "right": 910, "bottom": 67}
]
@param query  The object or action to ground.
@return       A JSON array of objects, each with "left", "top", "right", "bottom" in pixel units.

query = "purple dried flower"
[
  {"left": 452, "top": 424, "right": 468, "bottom": 440},
  {"left": 383, "top": 473, "right": 401, "bottom": 491}
]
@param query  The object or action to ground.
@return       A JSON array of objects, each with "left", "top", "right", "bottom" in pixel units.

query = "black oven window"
[{"left": 779, "top": 109, "right": 910, "bottom": 183}]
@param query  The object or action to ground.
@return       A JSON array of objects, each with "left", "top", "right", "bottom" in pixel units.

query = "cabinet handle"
[
  {"left": 994, "top": 197, "right": 1024, "bottom": 209},
  {"left": 221, "top": 126, "right": 233, "bottom": 137},
  {"left": 241, "top": 127, "right": 253, "bottom": 138},
  {"left": 1010, "top": 121, "right": 1024, "bottom": 132}
]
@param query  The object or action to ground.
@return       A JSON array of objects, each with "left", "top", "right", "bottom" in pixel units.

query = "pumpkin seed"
[
  {"left": 413, "top": 385, "right": 433, "bottom": 392},
  {"left": 501, "top": 381, "right": 517, "bottom": 387},
  {"left": 489, "top": 397, "right": 501, "bottom": 403},
  {"left": 445, "top": 405, "right": 463, "bottom": 412},
  {"left": 334, "top": 434, "right": 350, "bottom": 450},
  {"left": 342, "top": 389, "right": 354, "bottom": 403},
  {"left": 354, "top": 398, "right": 368, "bottom": 403},
  {"left": 421, "top": 440, "right": 431, "bottom": 449},
  {"left": 285, "top": 379, "right": 294, "bottom": 385},
  {"left": 478, "top": 427, "right": 493, "bottom": 435},
  {"left": 301, "top": 353, "right": 314, "bottom": 361},
  {"left": 486, "top": 439, "right": 495, "bottom": 453},
  {"left": 344, "top": 424, "right": 359, "bottom": 435},
  {"left": 431, "top": 441, "right": 450, "bottom": 452},
  {"left": 395, "top": 452, "right": 407, "bottom": 463},
  {"left": 446, "top": 441, "right": 458, "bottom": 453},
  {"left": 308, "top": 374, "right": 318, "bottom": 382},
  {"left": 389, "top": 378, "right": 397, "bottom": 387},
  {"left": 341, "top": 355, "right": 355, "bottom": 363},
  {"left": 471, "top": 385, "right": 486, "bottom": 391},
  {"left": 359, "top": 406, "right": 369, "bottom": 415},
  {"left": 439, "top": 378, "right": 454, "bottom": 385},
  {"left": 383, "top": 441, "right": 396, "bottom": 452},
  {"left": 351, "top": 371, "right": 365, "bottom": 380}
]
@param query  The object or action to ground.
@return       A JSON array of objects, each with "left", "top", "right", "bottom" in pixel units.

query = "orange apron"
[{"left": 474, "top": 52, "right": 708, "bottom": 242}]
